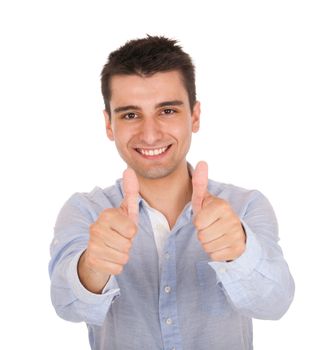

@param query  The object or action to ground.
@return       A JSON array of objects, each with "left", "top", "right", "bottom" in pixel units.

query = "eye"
[
  {"left": 161, "top": 108, "right": 176, "bottom": 115},
  {"left": 122, "top": 112, "right": 138, "bottom": 120}
]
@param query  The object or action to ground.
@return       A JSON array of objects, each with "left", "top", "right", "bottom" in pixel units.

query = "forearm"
[
  {"left": 213, "top": 262, "right": 294, "bottom": 320},
  {"left": 49, "top": 193, "right": 122, "bottom": 325},
  {"left": 50, "top": 250, "right": 120, "bottom": 325},
  {"left": 210, "top": 224, "right": 295, "bottom": 320}
]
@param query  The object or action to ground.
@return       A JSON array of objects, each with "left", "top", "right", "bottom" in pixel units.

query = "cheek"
[
  {"left": 113, "top": 126, "right": 140, "bottom": 153},
  {"left": 112, "top": 123, "right": 129, "bottom": 141},
  {"left": 170, "top": 119, "right": 192, "bottom": 138},
  {"left": 112, "top": 128, "right": 128, "bottom": 148}
]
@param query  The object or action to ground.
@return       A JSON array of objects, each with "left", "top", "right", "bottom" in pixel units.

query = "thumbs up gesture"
[
  {"left": 78, "top": 168, "right": 139, "bottom": 293},
  {"left": 192, "top": 161, "right": 246, "bottom": 262}
]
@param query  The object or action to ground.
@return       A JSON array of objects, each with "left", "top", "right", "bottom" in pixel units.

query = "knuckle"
[
  {"left": 121, "top": 254, "right": 129, "bottom": 265},
  {"left": 193, "top": 216, "right": 203, "bottom": 230},
  {"left": 230, "top": 216, "right": 240, "bottom": 226},
  {"left": 113, "top": 265, "right": 123, "bottom": 275},
  {"left": 104, "top": 208, "right": 114, "bottom": 215},
  {"left": 98, "top": 211, "right": 107, "bottom": 221},
  {"left": 90, "top": 225, "right": 104, "bottom": 240},
  {"left": 87, "top": 241, "right": 98, "bottom": 252},
  {"left": 89, "top": 224, "right": 99, "bottom": 236},
  {"left": 125, "top": 222, "right": 137, "bottom": 237},
  {"left": 197, "top": 231, "right": 205, "bottom": 243},
  {"left": 202, "top": 242, "right": 211, "bottom": 253},
  {"left": 89, "top": 222, "right": 97, "bottom": 232},
  {"left": 219, "top": 199, "right": 229, "bottom": 211},
  {"left": 210, "top": 251, "right": 220, "bottom": 261},
  {"left": 124, "top": 239, "right": 132, "bottom": 253},
  {"left": 219, "top": 199, "right": 232, "bottom": 213},
  {"left": 99, "top": 208, "right": 116, "bottom": 222}
]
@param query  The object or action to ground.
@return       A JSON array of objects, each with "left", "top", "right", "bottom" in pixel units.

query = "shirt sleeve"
[
  {"left": 49, "top": 193, "right": 120, "bottom": 326},
  {"left": 208, "top": 191, "right": 295, "bottom": 320}
]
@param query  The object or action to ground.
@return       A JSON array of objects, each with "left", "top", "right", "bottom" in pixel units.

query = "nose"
[{"left": 138, "top": 117, "right": 163, "bottom": 145}]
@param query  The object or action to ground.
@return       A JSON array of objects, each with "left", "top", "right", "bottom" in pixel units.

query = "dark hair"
[{"left": 101, "top": 35, "right": 196, "bottom": 117}]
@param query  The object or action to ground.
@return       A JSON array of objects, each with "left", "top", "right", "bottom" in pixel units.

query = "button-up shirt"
[{"left": 49, "top": 177, "right": 294, "bottom": 350}]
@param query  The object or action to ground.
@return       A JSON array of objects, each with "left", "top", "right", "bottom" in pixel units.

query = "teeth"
[{"left": 138, "top": 146, "right": 168, "bottom": 156}]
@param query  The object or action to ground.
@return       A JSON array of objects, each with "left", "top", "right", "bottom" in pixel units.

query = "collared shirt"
[{"left": 49, "top": 177, "right": 295, "bottom": 350}]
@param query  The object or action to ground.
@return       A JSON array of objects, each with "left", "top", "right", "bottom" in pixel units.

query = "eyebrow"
[{"left": 113, "top": 100, "right": 184, "bottom": 114}]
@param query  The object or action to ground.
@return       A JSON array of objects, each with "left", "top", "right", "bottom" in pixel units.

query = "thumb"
[
  {"left": 191, "top": 161, "right": 208, "bottom": 216},
  {"left": 122, "top": 167, "right": 139, "bottom": 224}
]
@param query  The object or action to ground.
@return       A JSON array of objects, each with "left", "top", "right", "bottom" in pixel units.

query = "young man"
[{"left": 49, "top": 36, "right": 294, "bottom": 350}]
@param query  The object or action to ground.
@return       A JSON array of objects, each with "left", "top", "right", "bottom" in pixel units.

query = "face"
[{"left": 104, "top": 70, "right": 200, "bottom": 180}]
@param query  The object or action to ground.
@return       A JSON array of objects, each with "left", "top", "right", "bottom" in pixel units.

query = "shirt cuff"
[
  {"left": 67, "top": 250, "right": 120, "bottom": 304},
  {"left": 208, "top": 220, "right": 263, "bottom": 285}
]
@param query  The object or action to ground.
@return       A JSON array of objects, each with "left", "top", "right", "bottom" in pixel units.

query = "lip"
[{"left": 134, "top": 144, "right": 172, "bottom": 159}]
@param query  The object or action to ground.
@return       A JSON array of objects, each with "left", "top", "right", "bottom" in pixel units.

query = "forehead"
[{"left": 109, "top": 71, "right": 189, "bottom": 107}]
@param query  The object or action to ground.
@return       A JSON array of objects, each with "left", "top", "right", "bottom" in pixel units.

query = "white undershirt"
[{"left": 143, "top": 201, "right": 171, "bottom": 271}]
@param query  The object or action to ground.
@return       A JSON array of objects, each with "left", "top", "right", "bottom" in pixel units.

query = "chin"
[{"left": 135, "top": 166, "right": 175, "bottom": 180}]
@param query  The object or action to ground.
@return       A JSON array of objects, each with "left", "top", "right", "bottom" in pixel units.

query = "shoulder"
[
  {"left": 208, "top": 178, "right": 262, "bottom": 201},
  {"left": 62, "top": 179, "right": 124, "bottom": 218},
  {"left": 208, "top": 179, "right": 271, "bottom": 217}
]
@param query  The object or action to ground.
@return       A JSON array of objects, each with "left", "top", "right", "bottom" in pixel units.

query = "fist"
[
  {"left": 84, "top": 168, "right": 139, "bottom": 277},
  {"left": 192, "top": 161, "right": 246, "bottom": 262}
]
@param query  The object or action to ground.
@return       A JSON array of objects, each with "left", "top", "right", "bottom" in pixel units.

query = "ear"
[
  {"left": 191, "top": 101, "right": 201, "bottom": 133},
  {"left": 103, "top": 110, "right": 114, "bottom": 141}
]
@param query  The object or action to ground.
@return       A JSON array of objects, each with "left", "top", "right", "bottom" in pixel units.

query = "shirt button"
[
  {"left": 219, "top": 267, "right": 227, "bottom": 273},
  {"left": 165, "top": 252, "right": 170, "bottom": 260},
  {"left": 165, "top": 318, "right": 173, "bottom": 325},
  {"left": 164, "top": 286, "right": 171, "bottom": 293}
]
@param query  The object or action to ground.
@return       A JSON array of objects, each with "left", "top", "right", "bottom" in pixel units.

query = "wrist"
[{"left": 78, "top": 250, "right": 111, "bottom": 294}]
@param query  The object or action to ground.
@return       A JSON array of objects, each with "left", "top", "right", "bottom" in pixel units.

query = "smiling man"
[{"left": 49, "top": 36, "right": 294, "bottom": 350}]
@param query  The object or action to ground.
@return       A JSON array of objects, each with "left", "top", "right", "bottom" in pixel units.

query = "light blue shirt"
[{"left": 49, "top": 177, "right": 294, "bottom": 350}]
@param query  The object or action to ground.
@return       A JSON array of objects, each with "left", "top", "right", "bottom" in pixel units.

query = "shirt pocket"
[{"left": 196, "top": 261, "right": 231, "bottom": 317}]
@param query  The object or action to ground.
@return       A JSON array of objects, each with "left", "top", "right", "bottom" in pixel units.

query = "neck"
[{"left": 137, "top": 162, "right": 192, "bottom": 229}]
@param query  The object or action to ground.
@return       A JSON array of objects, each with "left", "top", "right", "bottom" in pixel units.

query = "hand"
[
  {"left": 192, "top": 161, "right": 246, "bottom": 262},
  {"left": 78, "top": 168, "right": 139, "bottom": 293}
]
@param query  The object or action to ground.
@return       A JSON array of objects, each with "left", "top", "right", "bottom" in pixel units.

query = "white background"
[{"left": 0, "top": 0, "right": 331, "bottom": 349}]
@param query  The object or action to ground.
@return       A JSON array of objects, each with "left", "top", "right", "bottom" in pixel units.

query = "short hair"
[{"left": 101, "top": 35, "right": 196, "bottom": 117}]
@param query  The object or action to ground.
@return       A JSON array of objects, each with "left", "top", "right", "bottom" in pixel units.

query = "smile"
[{"left": 135, "top": 145, "right": 171, "bottom": 156}]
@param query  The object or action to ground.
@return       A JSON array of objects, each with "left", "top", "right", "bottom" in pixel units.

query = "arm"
[
  {"left": 49, "top": 169, "right": 139, "bottom": 326},
  {"left": 48, "top": 194, "right": 120, "bottom": 326},
  {"left": 192, "top": 162, "right": 294, "bottom": 320},
  {"left": 209, "top": 192, "right": 295, "bottom": 320}
]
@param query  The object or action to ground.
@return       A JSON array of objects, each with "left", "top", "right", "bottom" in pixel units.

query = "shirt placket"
[{"left": 159, "top": 233, "right": 183, "bottom": 350}]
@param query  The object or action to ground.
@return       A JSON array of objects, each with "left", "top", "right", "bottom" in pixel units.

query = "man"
[{"left": 49, "top": 36, "right": 294, "bottom": 350}]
